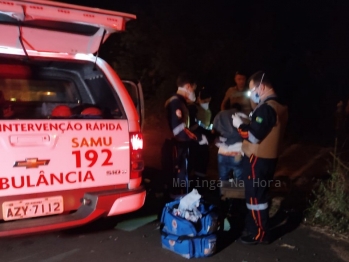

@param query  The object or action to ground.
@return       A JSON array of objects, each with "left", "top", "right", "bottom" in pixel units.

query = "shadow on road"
[{"left": 269, "top": 208, "right": 304, "bottom": 242}]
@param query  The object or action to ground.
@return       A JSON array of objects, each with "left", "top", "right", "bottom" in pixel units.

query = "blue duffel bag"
[
  {"left": 161, "top": 231, "right": 217, "bottom": 259},
  {"left": 160, "top": 199, "right": 219, "bottom": 237}
]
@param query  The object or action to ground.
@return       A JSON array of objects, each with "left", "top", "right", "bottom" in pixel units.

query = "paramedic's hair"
[
  {"left": 235, "top": 70, "right": 246, "bottom": 77},
  {"left": 248, "top": 71, "right": 273, "bottom": 87},
  {"left": 176, "top": 72, "right": 196, "bottom": 87}
]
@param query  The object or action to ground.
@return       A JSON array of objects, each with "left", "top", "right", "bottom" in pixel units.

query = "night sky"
[{"left": 61, "top": 0, "right": 349, "bottom": 145}]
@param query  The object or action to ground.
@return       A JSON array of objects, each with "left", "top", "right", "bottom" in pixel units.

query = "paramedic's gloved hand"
[
  {"left": 236, "top": 112, "right": 249, "bottom": 119},
  {"left": 198, "top": 134, "right": 208, "bottom": 145},
  {"left": 232, "top": 113, "right": 243, "bottom": 128},
  {"left": 236, "top": 112, "right": 250, "bottom": 124}
]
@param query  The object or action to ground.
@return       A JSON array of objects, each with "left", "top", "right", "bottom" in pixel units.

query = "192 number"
[{"left": 72, "top": 149, "right": 113, "bottom": 168}]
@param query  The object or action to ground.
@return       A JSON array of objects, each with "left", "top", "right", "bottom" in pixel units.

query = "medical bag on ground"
[
  {"left": 160, "top": 199, "right": 219, "bottom": 259},
  {"left": 161, "top": 231, "right": 217, "bottom": 259},
  {"left": 161, "top": 199, "right": 218, "bottom": 236}
]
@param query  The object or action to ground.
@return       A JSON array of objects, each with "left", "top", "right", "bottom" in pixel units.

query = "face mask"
[
  {"left": 187, "top": 90, "right": 196, "bottom": 102},
  {"left": 178, "top": 87, "right": 196, "bottom": 102},
  {"left": 200, "top": 102, "right": 209, "bottom": 110},
  {"left": 249, "top": 73, "right": 264, "bottom": 104},
  {"left": 250, "top": 90, "right": 260, "bottom": 104}
]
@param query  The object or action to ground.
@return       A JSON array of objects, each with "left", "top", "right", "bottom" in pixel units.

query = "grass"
[{"left": 306, "top": 151, "right": 349, "bottom": 234}]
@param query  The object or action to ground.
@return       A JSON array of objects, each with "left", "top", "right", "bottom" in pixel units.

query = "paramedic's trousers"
[
  {"left": 161, "top": 139, "right": 189, "bottom": 196},
  {"left": 242, "top": 154, "right": 278, "bottom": 242}
]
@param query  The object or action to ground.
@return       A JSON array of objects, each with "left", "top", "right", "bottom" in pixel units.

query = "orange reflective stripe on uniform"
[
  {"left": 251, "top": 155, "right": 257, "bottom": 179},
  {"left": 254, "top": 198, "right": 265, "bottom": 240},
  {"left": 250, "top": 197, "right": 257, "bottom": 223}
]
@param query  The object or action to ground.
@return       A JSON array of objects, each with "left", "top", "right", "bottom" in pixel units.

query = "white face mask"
[
  {"left": 250, "top": 90, "right": 260, "bottom": 104},
  {"left": 249, "top": 73, "right": 265, "bottom": 104},
  {"left": 187, "top": 90, "right": 196, "bottom": 102},
  {"left": 178, "top": 87, "right": 196, "bottom": 102},
  {"left": 200, "top": 102, "right": 209, "bottom": 110}
]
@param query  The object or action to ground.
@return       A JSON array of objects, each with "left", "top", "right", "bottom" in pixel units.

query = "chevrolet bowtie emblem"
[{"left": 14, "top": 158, "right": 50, "bottom": 168}]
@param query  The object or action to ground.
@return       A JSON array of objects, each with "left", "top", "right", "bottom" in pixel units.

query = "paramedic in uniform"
[
  {"left": 232, "top": 71, "right": 288, "bottom": 245},
  {"left": 165, "top": 73, "right": 200, "bottom": 196}
]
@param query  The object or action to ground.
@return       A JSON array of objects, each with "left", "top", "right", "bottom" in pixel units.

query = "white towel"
[
  {"left": 179, "top": 189, "right": 201, "bottom": 211},
  {"left": 177, "top": 189, "right": 202, "bottom": 222}
]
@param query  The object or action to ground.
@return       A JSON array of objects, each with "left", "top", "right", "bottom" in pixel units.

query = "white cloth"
[
  {"left": 176, "top": 189, "right": 202, "bottom": 222},
  {"left": 217, "top": 142, "right": 242, "bottom": 155},
  {"left": 231, "top": 113, "right": 243, "bottom": 128}
]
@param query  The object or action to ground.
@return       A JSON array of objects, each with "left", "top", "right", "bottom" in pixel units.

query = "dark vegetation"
[
  {"left": 306, "top": 145, "right": 349, "bottom": 235},
  {"left": 96, "top": 0, "right": 349, "bottom": 146}
]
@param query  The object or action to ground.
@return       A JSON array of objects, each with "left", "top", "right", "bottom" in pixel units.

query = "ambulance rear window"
[
  {"left": 0, "top": 78, "right": 81, "bottom": 119},
  {"left": 84, "top": 77, "right": 122, "bottom": 118},
  {"left": 0, "top": 59, "right": 125, "bottom": 120},
  {"left": 0, "top": 79, "right": 80, "bottom": 103}
]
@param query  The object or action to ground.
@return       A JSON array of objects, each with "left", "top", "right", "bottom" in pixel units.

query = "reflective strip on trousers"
[{"left": 246, "top": 202, "right": 268, "bottom": 211}]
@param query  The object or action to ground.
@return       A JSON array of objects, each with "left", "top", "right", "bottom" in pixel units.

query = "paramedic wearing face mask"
[
  {"left": 231, "top": 71, "right": 288, "bottom": 245},
  {"left": 194, "top": 87, "right": 212, "bottom": 131},
  {"left": 165, "top": 73, "right": 202, "bottom": 197}
]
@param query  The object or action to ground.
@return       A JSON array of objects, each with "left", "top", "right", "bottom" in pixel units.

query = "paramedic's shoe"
[{"left": 239, "top": 235, "right": 270, "bottom": 245}]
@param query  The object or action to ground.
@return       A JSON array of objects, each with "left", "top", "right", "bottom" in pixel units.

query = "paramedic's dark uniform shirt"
[
  {"left": 239, "top": 97, "right": 277, "bottom": 144},
  {"left": 164, "top": 94, "right": 193, "bottom": 189},
  {"left": 165, "top": 94, "right": 191, "bottom": 142}
]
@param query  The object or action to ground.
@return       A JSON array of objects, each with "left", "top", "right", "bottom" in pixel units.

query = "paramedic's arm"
[
  {"left": 168, "top": 99, "right": 197, "bottom": 141},
  {"left": 238, "top": 104, "right": 277, "bottom": 143}
]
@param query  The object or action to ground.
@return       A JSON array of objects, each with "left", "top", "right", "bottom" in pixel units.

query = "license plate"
[{"left": 2, "top": 196, "right": 64, "bottom": 221}]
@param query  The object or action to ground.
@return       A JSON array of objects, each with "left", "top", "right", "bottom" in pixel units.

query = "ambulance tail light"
[{"left": 130, "top": 132, "right": 144, "bottom": 179}]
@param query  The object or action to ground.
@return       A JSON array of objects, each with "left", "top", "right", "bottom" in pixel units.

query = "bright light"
[
  {"left": 10, "top": 98, "right": 16, "bottom": 101},
  {"left": 47, "top": 92, "right": 51, "bottom": 95},
  {"left": 247, "top": 91, "right": 251, "bottom": 97},
  {"left": 131, "top": 134, "right": 143, "bottom": 150}
]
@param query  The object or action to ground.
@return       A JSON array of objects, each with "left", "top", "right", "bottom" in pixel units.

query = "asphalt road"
[{"left": 1, "top": 177, "right": 348, "bottom": 262}]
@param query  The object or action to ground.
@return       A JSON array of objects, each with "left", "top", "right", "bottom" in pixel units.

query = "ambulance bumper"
[{"left": 0, "top": 186, "right": 146, "bottom": 237}]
